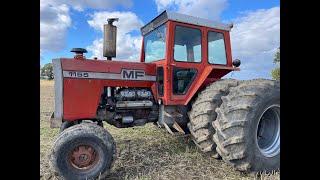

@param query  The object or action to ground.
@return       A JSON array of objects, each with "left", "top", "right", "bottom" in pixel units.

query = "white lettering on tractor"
[
  {"left": 121, "top": 69, "right": 145, "bottom": 80},
  {"left": 63, "top": 70, "right": 156, "bottom": 81},
  {"left": 68, "top": 71, "right": 89, "bottom": 78}
]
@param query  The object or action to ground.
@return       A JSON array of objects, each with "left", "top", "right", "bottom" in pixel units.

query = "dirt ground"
[{"left": 40, "top": 80, "right": 279, "bottom": 180}]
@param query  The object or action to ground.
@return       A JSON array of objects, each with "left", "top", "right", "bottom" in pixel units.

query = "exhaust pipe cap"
[
  {"left": 71, "top": 48, "right": 87, "bottom": 59},
  {"left": 107, "top": 18, "right": 119, "bottom": 25},
  {"left": 71, "top": 48, "right": 87, "bottom": 54}
]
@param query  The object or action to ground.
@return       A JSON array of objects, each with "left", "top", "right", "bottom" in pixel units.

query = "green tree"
[
  {"left": 271, "top": 47, "right": 280, "bottom": 80},
  {"left": 41, "top": 63, "right": 54, "bottom": 80}
]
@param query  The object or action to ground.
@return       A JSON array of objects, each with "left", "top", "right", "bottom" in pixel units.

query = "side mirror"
[{"left": 232, "top": 59, "right": 241, "bottom": 67}]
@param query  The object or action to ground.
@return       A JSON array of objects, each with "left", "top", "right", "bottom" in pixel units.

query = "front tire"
[
  {"left": 50, "top": 123, "right": 116, "bottom": 180},
  {"left": 212, "top": 79, "right": 280, "bottom": 172},
  {"left": 60, "top": 120, "right": 103, "bottom": 133},
  {"left": 59, "top": 121, "right": 75, "bottom": 133}
]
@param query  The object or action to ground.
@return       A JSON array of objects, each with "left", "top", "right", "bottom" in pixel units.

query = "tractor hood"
[
  {"left": 50, "top": 58, "right": 157, "bottom": 126},
  {"left": 58, "top": 58, "right": 156, "bottom": 81}
]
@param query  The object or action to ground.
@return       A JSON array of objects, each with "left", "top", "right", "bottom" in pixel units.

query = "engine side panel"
[
  {"left": 60, "top": 58, "right": 157, "bottom": 121},
  {"left": 63, "top": 79, "right": 102, "bottom": 120}
]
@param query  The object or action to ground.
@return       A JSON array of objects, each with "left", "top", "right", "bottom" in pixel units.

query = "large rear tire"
[
  {"left": 212, "top": 79, "right": 280, "bottom": 172},
  {"left": 187, "top": 79, "right": 240, "bottom": 157},
  {"left": 50, "top": 123, "right": 116, "bottom": 180}
]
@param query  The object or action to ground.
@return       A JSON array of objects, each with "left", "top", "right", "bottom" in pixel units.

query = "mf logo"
[{"left": 121, "top": 69, "right": 145, "bottom": 80}]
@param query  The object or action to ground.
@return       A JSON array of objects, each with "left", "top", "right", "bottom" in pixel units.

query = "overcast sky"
[{"left": 40, "top": 0, "right": 279, "bottom": 80}]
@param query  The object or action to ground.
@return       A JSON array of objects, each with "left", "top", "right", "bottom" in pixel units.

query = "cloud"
[
  {"left": 40, "top": 0, "right": 133, "bottom": 54},
  {"left": 58, "top": 0, "right": 133, "bottom": 11},
  {"left": 87, "top": 11, "right": 143, "bottom": 60},
  {"left": 40, "top": 0, "right": 71, "bottom": 52},
  {"left": 155, "top": 0, "right": 176, "bottom": 11},
  {"left": 155, "top": 0, "right": 228, "bottom": 20},
  {"left": 227, "top": 7, "right": 280, "bottom": 79}
]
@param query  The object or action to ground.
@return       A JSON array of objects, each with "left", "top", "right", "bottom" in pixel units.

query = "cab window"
[
  {"left": 208, "top": 31, "right": 227, "bottom": 65},
  {"left": 174, "top": 26, "right": 202, "bottom": 62},
  {"left": 144, "top": 24, "right": 166, "bottom": 62}
]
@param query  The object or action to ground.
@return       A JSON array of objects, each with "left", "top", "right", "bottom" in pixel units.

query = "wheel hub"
[
  {"left": 256, "top": 105, "right": 280, "bottom": 157},
  {"left": 69, "top": 145, "right": 99, "bottom": 170}
]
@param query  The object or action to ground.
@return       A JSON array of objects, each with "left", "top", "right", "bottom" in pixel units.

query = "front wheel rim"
[
  {"left": 68, "top": 144, "right": 100, "bottom": 170},
  {"left": 256, "top": 105, "right": 280, "bottom": 157}
]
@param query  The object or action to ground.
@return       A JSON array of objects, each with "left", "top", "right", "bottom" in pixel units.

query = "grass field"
[{"left": 40, "top": 80, "right": 279, "bottom": 180}]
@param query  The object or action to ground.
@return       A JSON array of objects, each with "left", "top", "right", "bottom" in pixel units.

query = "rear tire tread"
[
  {"left": 212, "top": 79, "right": 280, "bottom": 172},
  {"left": 187, "top": 79, "right": 240, "bottom": 157}
]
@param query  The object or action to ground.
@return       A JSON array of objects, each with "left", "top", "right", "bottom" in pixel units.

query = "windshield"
[{"left": 144, "top": 24, "right": 166, "bottom": 62}]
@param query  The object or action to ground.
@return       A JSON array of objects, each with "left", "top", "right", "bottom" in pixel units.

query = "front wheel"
[{"left": 50, "top": 123, "right": 116, "bottom": 180}]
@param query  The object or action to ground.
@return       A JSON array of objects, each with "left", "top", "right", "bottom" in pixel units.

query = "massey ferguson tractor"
[{"left": 49, "top": 11, "right": 280, "bottom": 179}]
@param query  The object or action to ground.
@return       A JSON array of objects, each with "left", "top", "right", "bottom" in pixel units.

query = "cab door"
[{"left": 167, "top": 22, "right": 206, "bottom": 105}]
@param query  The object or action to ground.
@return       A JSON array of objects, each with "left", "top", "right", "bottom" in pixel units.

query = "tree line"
[
  {"left": 271, "top": 47, "right": 280, "bottom": 80},
  {"left": 40, "top": 63, "right": 54, "bottom": 80}
]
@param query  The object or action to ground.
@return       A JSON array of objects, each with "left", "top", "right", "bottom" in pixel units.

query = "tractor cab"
[{"left": 139, "top": 11, "right": 239, "bottom": 105}]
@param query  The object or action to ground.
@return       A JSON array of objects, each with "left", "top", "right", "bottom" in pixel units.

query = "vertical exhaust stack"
[{"left": 103, "top": 18, "right": 119, "bottom": 60}]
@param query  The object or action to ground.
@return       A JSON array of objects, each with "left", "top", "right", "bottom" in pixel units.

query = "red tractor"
[{"left": 49, "top": 11, "right": 280, "bottom": 179}]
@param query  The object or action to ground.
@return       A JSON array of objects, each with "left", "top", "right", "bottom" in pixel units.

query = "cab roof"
[{"left": 141, "top": 10, "right": 233, "bottom": 36}]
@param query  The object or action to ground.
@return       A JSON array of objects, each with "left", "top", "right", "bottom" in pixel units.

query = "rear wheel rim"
[
  {"left": 68, "top": 144, "right": 99, "bottom": 170},
  {"left": 256, "top": 105, "right": 280, "bottom": 157}
]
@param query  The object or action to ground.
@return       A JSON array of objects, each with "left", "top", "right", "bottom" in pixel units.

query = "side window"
[
  {"left": 208, "top": 31, "right": 227, "bottom": 65},
  {"left": 172, "top": 68, "right": 197, "bottom": 94},
  {"left": 144, "top": 24, "right": 166, "bottom": 62},
  {"left": 174, "top": 26, "right": 202, "bottom": 62},
  {"left": 157, "top": 67, "right": 164, "bottom": 96}
]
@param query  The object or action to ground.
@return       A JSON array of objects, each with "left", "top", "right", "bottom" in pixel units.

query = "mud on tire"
[
  {"left": 50, "top": 123, "right": 116, "bottom": 180},
  {"left": 212, "top": 79, "right": 280, "bottom": 172},
  {"left": 187, "top": 79, "right": 240, "bottom": 157}
]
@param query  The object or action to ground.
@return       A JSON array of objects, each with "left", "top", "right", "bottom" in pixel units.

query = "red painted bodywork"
[
  {"left": 59, "top": 20, "right": 239, "bottom": 121},
  {"left": 61, "top": 59, "right": 156, "bottom": 120}
]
